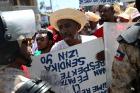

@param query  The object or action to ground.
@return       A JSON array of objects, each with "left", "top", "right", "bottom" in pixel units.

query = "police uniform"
[
  {"left": 110, "top": 19, "right": 140, "bottom": 93},
  {"left": 0, "top": 66, "right": 29, "bottom": 93}
]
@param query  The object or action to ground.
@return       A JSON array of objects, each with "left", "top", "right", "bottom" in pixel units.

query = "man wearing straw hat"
[
  {"left": 84, "top": 11, "right": 101, "bottom": 35},
  {"left": 50, "top": 8, "right": 96, "bottom": 51}
]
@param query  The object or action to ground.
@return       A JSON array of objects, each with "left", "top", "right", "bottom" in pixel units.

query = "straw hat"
[
  {"left": 113, "top": 3, "right": 122, "bottom": 16},
  {"left": 85, "top": 11, "right": 100, "bottom": 22},
  {"left": 50, "top": 8, "right": 87, "bottom": 32},
  {"left": 118, "top": 7, "right": 138, "bottom": 20},
  {"left": 131, "top": 8, "right": 140, "bottom": 20},
  {"left": 127, "top": 2, "right": 135, "bottom": 8}
]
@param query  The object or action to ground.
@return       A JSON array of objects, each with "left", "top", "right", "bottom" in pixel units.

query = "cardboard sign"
[
  {"left": 79, "top": 0, "right": 119, "bottom": 6},
  {"left": 103, "top": 22, "right": 134, "bottom": 86},
  {"left": 30, "top": 38, "right": 107, "bottom": 93}
]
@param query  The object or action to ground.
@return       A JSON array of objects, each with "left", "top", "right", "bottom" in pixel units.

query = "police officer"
[
  {"left": 110, "top": 0, "right": 140, "bottom": 93},
  {"left": 0, "top": 10, "right": 53, "bottom": 93}
]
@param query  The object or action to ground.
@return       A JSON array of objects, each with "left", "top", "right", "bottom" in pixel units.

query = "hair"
[
  {"left": 37, "top": 29, "right": 53, "bottom": 41},
  {"left": 136, "top": 0, "right": 140, "bottom": 12}
]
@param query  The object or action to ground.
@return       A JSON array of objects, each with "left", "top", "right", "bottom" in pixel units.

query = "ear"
[
  {"left": 48, "top": 40, "right": 53, "bottom": 46},
  {"left": 77, "top": 23, "right": 81, "bottom": 31}
]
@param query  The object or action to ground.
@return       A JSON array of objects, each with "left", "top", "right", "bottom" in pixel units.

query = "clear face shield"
[
  {"left": 1, "top": 9, "right": 36, "bottom": 41},
  {"left": 0, "top": 9, "right": 36, "bottom": 66}
]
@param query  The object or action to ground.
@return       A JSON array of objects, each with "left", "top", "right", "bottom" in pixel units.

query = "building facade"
[{"left": 0, "top": 0, "right": 38, "bottom": 13}]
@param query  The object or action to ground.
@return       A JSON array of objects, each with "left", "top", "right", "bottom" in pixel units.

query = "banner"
[
  {"left": 120, "top": 0, "right": 135, "bottom": 2},
  {"left": 103, "top": 22, "right": 134, "bottom": 86},
  {"left": 30, "top": 38, "right": 107, "bottom": 93},
  {"left": 37, "top": 0, "right": 52, "bottom": 13},
  {"left": 79, "top": 0, "right": 119, "bottom": 6}
]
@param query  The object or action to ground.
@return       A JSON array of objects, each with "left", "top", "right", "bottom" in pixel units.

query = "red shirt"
[
  {"left": 93, "top": 26, "right": 103, "bottom": 38},
  {"left": 20, "top": 65, "right": 30, "bottom": 78}
]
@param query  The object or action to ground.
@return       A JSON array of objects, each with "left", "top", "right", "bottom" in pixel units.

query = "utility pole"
[{"left": 49, "top": 0, "right": 53, "bottom": 12}]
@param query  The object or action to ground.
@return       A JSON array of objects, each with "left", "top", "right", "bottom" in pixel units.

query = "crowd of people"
[
  {"left": 0, "top": 0, "right": 140, "bottom": 93},
  {"left": 33, "top": 1, "right": 140, "bottom": 56}
]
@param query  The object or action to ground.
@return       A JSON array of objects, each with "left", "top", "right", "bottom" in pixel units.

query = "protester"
[
  {"left": 110, "top": 0, "right": 140, "bottom": 92},
  {"left": 50, "top": 8, "right": 97, "bottom": 51},
  {"left": 34, "top": 29, "right": 53, "bottom": 55},
  {"left": 84, "top": 11, "right": 100, "bottom": 35},
  {"left": 117, "top": 7, "right": 140, "bottom": 22},
  {"left": 98, "top": 4, "right": 117, "bottom": 25},
  {"left": 93, "top": 4, "right": 117, "bottom": 37},
  {"left": 47, "top": 25, "right": 62, "bottom": 43}
]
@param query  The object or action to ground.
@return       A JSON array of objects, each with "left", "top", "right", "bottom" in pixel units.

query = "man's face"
[
  {"left": 15, "top": 39, "right": 32, "bottom": 67},
  {"left": 99, "top": 5, "right": 114, "bottom": 22},
  {"left": 57, "top": 19, "right": 81, "bottom": 40},
  {"left": 36, "top": 34, "right": 49, "bottom": 50}
]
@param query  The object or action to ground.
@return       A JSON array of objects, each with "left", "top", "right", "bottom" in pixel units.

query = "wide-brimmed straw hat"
[
  {"left": 50, "top": 8, "right": 87, "bottom": 32},
  {"left": 131, "top": 8, "right": 140, "bottom": 20},
  {"left": 85, "top": 11, "right": 100, "bottom": 22},
  {"left": 118, "top": 7, "right": 138, "bottom": 20}
]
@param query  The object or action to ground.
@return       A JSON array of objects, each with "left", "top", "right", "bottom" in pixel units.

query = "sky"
[{"left": 37, "top": 0, "right": 79, "bottom": 12}]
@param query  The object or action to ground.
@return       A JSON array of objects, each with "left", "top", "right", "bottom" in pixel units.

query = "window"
[{"left": 20, "top": 0, "right": 30, "bottom": 5}]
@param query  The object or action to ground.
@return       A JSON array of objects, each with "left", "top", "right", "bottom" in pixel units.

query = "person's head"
[
  {"left": 57, "top": 19, "right": 81, "bottom": 39},
  {"left": 117, "top": 7, "right": 140, "bottom": 22},
  {"left": 36, "top": 29, "right": 53, "bottom": 52},
  {"left": 85, "top": 11, "right": 100, "bottom": 30},
  {"left": 50, "top": 8, "right": 87, "bottom": 40},
  {"left": 135, "top": 0, "right": 140, "bottom": 12},
  {"left": 99, "top": 4, "right": 115, "bottom": 23},
  {"left": 0, "top": 9, "right": 36, "bottom": 68},
  {"left": 117, "top": 8, "right": 130, "bottom": 22}
]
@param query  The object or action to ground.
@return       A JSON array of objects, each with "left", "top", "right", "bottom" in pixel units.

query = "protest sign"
[
  {"left": 30, "top": 38, "right": 107, "bottom": 93},
  {"left": 120, "top": 0, "right": 135, "bottom": 2},
  {"left": 103, "top": 22, "right": 134, "bottom": 86},
  {"left": 79, "top": 0, "right": 119, "bottom": 6}
]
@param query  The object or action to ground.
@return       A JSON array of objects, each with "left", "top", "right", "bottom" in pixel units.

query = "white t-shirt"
[{"left": 51, "top": 35, "right": 97, "bottom": 52}]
